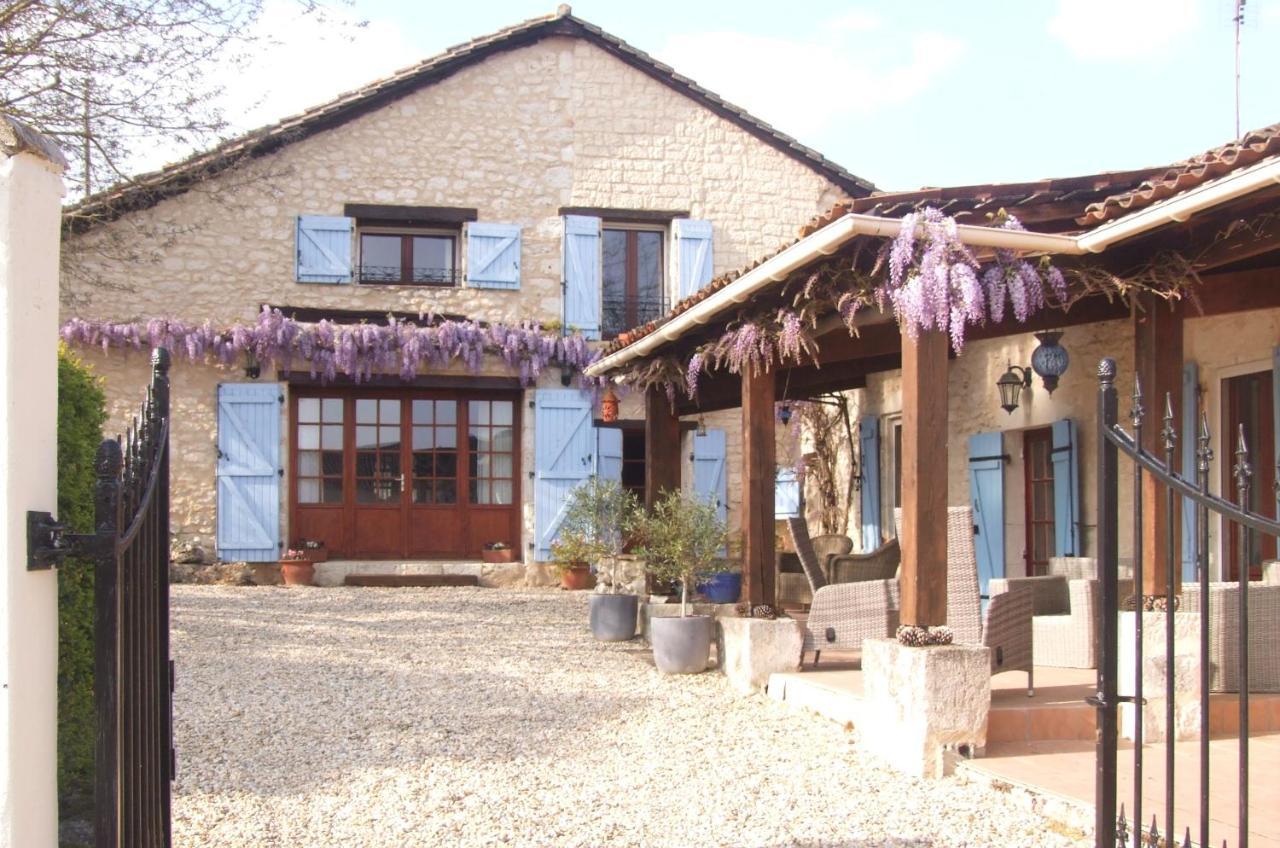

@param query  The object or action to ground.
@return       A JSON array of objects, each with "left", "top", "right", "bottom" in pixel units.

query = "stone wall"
[{"left": 61, "top": 35, "right": 850, "bottom": 556}]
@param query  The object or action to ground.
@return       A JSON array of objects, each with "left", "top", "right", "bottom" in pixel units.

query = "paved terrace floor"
[{"left": 171, "top": 586, "right": 1091, "bottom": 848}]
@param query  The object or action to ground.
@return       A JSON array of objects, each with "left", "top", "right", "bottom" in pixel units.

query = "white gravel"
[{"left": 171, "top": 586, "right": 1086, "bottom": 848}]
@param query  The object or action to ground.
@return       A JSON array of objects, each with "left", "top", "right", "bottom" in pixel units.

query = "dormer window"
[{"left": 357, "top": 228, "right": 458, "bottom": 286}]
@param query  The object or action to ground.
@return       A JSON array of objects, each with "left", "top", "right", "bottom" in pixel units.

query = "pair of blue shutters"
[
  {"left": 530, "top": 388, "right": 729, "bottom": 561},
  {"left": 967, "top": 420, "right": 1080, "bottom": 597},
  {"left": 295, "top": 216, "right": 521, "bottom": 288},
  {"left": 562, "top": 216, "right": 714, "bottom": 340}
]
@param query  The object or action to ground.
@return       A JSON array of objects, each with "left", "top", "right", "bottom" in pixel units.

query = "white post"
[{"left": 0, "top": 117, "right": 66, "bottom": 847}]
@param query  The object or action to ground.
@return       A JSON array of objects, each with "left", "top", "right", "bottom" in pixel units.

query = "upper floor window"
[
  {"left": 602, "top": 225, "right": 665, "bottom": 339},
  {"left": 357, "top": 228, "right": 457, "bottom": 286}
]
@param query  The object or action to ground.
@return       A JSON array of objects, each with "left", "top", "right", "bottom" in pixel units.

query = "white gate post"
[{"left": 0, "top": 116, "right": 67, "bottom": 847}]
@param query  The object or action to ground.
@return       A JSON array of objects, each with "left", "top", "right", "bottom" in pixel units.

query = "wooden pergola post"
[
  {"left": 644, "top": 387, "right": 682, "bottom": 509},
  {"left": 741, "top": 366, "right": 776, "bottom": 607},
  {"left": 1134, "top": 294, "right": 1184, "bottom": 596},
  {"left": 900, "top": 331, "right": 949, "bottom": 627}
]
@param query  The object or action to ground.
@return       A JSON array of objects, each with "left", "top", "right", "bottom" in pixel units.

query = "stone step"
[{"left": 343, "top": 574, "right": 479, "bottom": 588}]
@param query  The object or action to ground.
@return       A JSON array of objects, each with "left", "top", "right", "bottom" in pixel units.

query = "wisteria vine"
[
  {"left": 622, "top": 208, "right": 1083, "bottom": 401},
  {"left": 61, "top": 307, "right": 604, "bottom": 388}
]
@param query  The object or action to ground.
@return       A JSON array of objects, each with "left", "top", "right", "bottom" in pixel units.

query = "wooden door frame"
[
  {"left": 1221, "top": 369, "right": 1274, "bottom": 581},
  {"left": 287, "top": 385, "right": 522, "bottom": 559}
]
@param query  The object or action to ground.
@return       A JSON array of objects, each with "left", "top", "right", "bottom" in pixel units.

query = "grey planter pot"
[
  {"left": 589, "top": 592, "right": 639, "bottom": 641},
  {"left": 650, "top": 614, "right": 714, "bottom": 674}
]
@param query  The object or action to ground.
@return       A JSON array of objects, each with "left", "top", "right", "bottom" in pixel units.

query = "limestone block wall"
[{"left": 61, "top": 34, "right": 850, "bottom": 557}]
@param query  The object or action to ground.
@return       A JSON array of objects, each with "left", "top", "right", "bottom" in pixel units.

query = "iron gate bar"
[{"left": 1095, "top": 358, "right": 1258, "bottom": 848}]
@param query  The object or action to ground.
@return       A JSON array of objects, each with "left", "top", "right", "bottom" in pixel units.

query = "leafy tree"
[{"left": 0, "top": 0, "right": 351, "bottom": 200}]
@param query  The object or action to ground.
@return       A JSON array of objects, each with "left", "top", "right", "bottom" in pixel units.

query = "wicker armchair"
[
  {"left": 788, "top": 518, "right": 898, "bottom": 662},
  {"left": 1180, "top": 582, "right": 1280, "bottom": 693},
  {"left": 988, "top": 574, "right": 1098, "bottom": 668},
  {"left": 828, "top": 538, "right": 900, "bottom": 584},
  {"left": 812, "top": 534, "right": 854, "bottom": 576}
]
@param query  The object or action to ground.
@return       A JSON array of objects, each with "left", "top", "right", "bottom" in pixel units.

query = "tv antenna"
[{"left": 1235, "top": 0, "right": 1246, "bottom": 137}]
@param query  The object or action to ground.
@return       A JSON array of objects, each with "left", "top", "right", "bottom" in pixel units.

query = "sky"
[{"left": 215, "top": 0, "right": 1279, "bottom": 192}]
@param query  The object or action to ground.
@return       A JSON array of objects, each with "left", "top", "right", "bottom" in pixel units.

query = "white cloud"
[
  {"left": 1048, "top": 0, "right": 1201, "bottom": 61},
  {"left": 656, "top": 19, "right": 965, "bottom": 140}
]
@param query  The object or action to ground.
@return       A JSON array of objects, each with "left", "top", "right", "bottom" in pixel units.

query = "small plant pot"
[
  {"left": 560, "top": 563, "right": 592, "bottom": 590},
  {"left": 589, "top": 593, "right": 639, "bottom": 641},
  {"left": 650, "top": 614, "right": 714, "bottom": 674},
  {"left": 280, "top": 561, "right": 315, "bottom": 586},
  {"left": 482, "top": 548, "right": 516, "bottom": 564},
  {"left": 698, "top": 572, "right": 741, "bottom": 604}
]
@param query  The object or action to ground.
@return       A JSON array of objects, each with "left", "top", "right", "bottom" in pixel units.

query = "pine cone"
[
  {"left": 752, "top": 604, "right": 777, "bottom": 620},
  {"left": 926, "top": 626, "right": 954, "bottom": 646},
  {"left": 896, "top": 624, "right": 929, "bottom": 647}
]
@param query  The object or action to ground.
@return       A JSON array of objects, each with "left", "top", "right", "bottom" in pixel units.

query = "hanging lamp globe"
[{"left": 1030, "top": 331, "right": 1069, "bottom": 394}]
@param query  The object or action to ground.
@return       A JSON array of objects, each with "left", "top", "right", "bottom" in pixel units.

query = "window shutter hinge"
[{"left": 278, "top": 468, "right": 284, "bottom": 477}]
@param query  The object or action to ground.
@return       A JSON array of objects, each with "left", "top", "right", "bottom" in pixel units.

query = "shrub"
[
  {"left": 549, "top": 478, "right": 642, "bottom": 590},
  {"left": 634, "top": 490, "right": 729, "bottom": 615},
  {"left": 57, "top": 346, "right": 107, "bottom": 806}
]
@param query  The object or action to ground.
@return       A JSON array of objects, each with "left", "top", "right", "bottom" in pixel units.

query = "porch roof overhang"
[{"left": 586, "top": 152, "right": 1280, "bottom": 380}]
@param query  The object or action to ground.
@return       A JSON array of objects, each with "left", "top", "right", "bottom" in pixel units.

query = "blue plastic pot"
[{"left": 698, "top": 571, "right": 742, "bottom": 604}]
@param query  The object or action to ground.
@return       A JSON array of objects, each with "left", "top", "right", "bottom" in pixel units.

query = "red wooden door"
[{"left": 1023, "top": 427, "right": 1056, "bottom": 576}]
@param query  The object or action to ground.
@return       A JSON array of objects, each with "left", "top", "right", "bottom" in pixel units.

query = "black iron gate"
[{"left": 1095, "top": 357, "right": 1264, "bottom": 848}]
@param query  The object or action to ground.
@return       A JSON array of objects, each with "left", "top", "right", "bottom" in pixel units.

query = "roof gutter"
[{"left": 586, "top": 154, "right": 1280, "bottom": 377}]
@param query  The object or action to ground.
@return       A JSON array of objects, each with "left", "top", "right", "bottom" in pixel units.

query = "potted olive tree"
[
  {"left": 553, "top": 478, "right": 644, "bottom": 640},
  {"left": 635, "top": 490, "right": 730, "bottom": 673}
]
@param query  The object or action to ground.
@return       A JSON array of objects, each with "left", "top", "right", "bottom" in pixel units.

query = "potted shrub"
[
  {"left": 482, "top": 541, "right": 516, "bottom": 563},
  {"left": 635, "top": 490, "right": 730, "bottom": 673},
  {"left": 301, "top": 538, "right": 328, "bottom": 562},
  {"left": 549, "top": 534, "right": 594, "bottom": 590},
  {"left": 556, "top": 478, "right": 643, "bottom": 641},
  {"left": 280, "top": 548, "right": 315, "bottom": 586}
]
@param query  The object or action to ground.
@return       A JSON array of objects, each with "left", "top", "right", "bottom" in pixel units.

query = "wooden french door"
[
  {"left": 1223, "top": 370, "right": 1274, "bottom": 581},
  {"left": 1023, "top": 427, "right": 1056, "bottom": 576},
  {"left": 290, "top": 387, "right": 520, "bottom": 559}
]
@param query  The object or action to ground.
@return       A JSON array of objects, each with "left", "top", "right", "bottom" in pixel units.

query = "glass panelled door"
[{"left": 291, "top": 388, "right": 521, "bottom": 559}]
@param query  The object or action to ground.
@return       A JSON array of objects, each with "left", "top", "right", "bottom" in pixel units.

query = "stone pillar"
[
  {"left": 0, "top": 118, "right": 66, "bottom": 847},
  {"left": 861, "top": 638, "right": 990, "bottom": 778},
  {"left": 1119, "top": 610, "right": 1203, "bottom": 742}
]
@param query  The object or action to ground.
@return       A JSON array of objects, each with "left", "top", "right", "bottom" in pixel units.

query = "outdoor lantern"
[
  {"left": 559, "top": 366, "right": 574, "bottom": 387},
  {"left": 600, "top": 386, "right": 619, "bottom": 422},
  {"left": 779, "top": 404, "right": 793, "bottom": 426},
  {"left": 1030, "top": 330, "right": 1069, "bottom": 394},
  {"left": 696, "top": 416, "right": 707, "bottom": 437},
  {"left": 996, "top": 365, "right": 1032, "bottom": 414},
  {"left": 243, "top": 352, "right": 261, "bottom": 380}
]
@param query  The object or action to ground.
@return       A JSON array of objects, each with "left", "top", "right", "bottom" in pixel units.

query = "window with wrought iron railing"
[
  {"left": 357, "top": 231, "right": 458, "bottom": 286},
  {"left": 602, "top": 295, "right": 668, "bottom": 339}
]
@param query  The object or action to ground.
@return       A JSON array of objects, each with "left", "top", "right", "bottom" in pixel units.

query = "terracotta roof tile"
[{"left": 1080, "top": 122, "right": 1280, "bottom": 225}]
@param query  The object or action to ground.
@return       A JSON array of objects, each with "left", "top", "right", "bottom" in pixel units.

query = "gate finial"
[
  {"left": 1130, "top": 374, "right": 1145, "bottom": 429},
  {"left": 1161, "top": 392, "right": 1177, "bottom": 455},
  {"left": 1098, "top": 357, "right": 1116, "bottom": 385}
]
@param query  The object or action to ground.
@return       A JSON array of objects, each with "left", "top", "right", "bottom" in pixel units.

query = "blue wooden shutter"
[
  {"left": 775, "top": 467, "right": 800, "bottom": 519},
  {"left": 563, "top": 215, "right": 602, "bottom": 340},
  {"left": 859, "top": 415, "right": 881, "bottom": 551},
  {"left": 595, "top": 427, "right": 623, "bottom": 482},
  {"left": 1051, "top": 418, "right": 1081, "bottom": 556},
  {"left": 968, "top": 431, "right": 1005, "bottom": 597},
  {"left": 466, "top": 222, "right": 521, "bottom": 289},
  {"left": 674, "top": 219, "right": 714, "bottom": 301},
  {"left": 216, "top": 383, "right": 282, "bottom": 561},
  {"left": 295, "top": 215, "right": 352, "bottom": 283},
  {"left": 534, "top": 389, "right": 594, "bottom": 560},
  {"left": 1182, "top": 361, "right": 1199, "bottom": 581},
  {"left": 693, "top": 429, "right": 728, "bottom": 527}
]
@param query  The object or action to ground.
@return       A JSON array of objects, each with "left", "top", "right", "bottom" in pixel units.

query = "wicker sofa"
[
  {"left": 1180, "top": 582, "right": 1280, "bottom": 692},
  {"left": 988, "top": 573, "right": 1099, "bottom": 669}
]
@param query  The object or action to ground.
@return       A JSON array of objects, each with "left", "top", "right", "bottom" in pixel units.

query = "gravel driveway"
[{"left": 172, "top": 586, "right": 1085, "bottom": 847}]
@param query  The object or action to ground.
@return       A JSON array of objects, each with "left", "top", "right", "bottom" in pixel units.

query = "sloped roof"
[
  {"left": 65, "top": 7, "right": 873, "bottom": 231},
  {"left": 1081, "top": 122, "right": 1280, "bottom": 224},
  {"left": 599, "top": 167, "right": 1163, "bottom": 355}
]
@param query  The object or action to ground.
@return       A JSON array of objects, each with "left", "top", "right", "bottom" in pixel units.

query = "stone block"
[
  {"left": 718, "top": 616, "right": 802, "bottom": 694},
  {"left": 1119, "top": 610, "right": 1203, "bottom": 742},
  {"left": 860, "top": 638, "right": 991, "bottom": 779},
  {"left": 480, "top": 563, "right": 524, "bottom": 588},
  {"left": 593, "top": 555, "right": 646, "bottom": 596},
  {"left": 442, "top": 562, "right": 482, "bottom": 578}
]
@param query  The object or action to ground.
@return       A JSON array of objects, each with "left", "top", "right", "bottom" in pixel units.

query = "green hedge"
[{"left": 57, "top": 346, "right": 107, "bottom": 804}]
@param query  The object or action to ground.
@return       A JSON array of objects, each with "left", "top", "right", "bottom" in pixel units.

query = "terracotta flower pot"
[
  {"left": 281, "top": 561, "right": 316, "bottom": 586},
  {"left": 560, "top": 563, "right": 592, "bottom": 590},
  {"left": 482, "top": 547, "right": 516, "bottom": 563}
]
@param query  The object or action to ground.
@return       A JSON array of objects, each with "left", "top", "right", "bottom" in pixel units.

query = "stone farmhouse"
[{"left": 59, "top": 8, "right": 874, "bottom": 582}]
